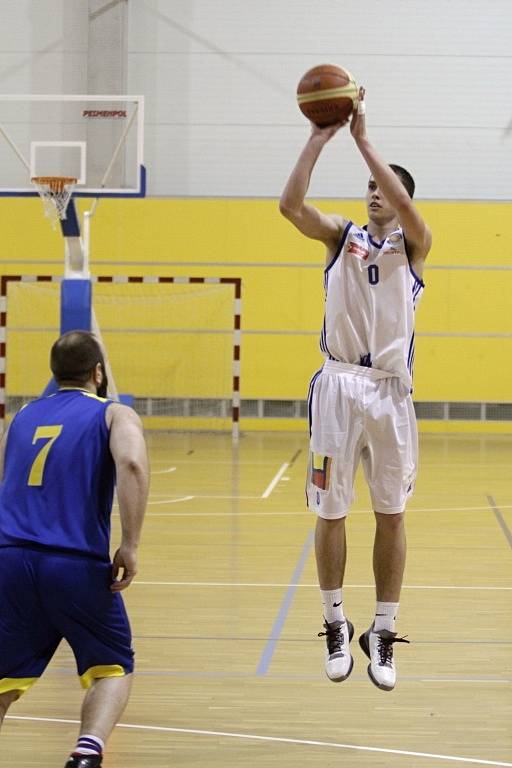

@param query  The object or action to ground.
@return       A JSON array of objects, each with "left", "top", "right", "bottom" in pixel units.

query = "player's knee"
[
  {"left": 316, "top": 514, "right": 346, "bottom": 530},
  {"left": 375, "top": 510, "right": 405, "bottom": 530}
]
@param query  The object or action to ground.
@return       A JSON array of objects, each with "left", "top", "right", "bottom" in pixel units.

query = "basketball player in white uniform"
[{"left": 279, "top": 88, "right": 431, "bottom": 691}]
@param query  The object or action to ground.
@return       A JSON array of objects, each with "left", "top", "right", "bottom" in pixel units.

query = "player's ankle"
[{"left": 373, "top": 601, "right": 399, "bottom": 633}]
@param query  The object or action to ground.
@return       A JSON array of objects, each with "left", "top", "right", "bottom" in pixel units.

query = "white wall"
[
  {"left": 0, "top": 0, "right": 88, "bottom": 93},
  {"left": 1, "top": 0, "right": 511, "bottom": 199},
  {"left": 127, "top": 0, "right": 512, "bottom": 199}
]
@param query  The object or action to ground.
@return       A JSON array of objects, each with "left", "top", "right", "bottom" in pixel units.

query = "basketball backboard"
[{"left": 0, "top": 94, "right": 145, "bottom": 198}]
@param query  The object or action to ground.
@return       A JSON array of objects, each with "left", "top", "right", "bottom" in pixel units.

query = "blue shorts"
[{"left": 0, "top": 547, "right": 134, "bottom": 695}]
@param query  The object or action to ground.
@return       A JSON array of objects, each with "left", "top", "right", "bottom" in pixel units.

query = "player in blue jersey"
[
  {"left": 0, "top": 331, "right": 149, "bottom": 768},
  {"left": 280, "top": 89, "right": 431, "bottom": 690}
]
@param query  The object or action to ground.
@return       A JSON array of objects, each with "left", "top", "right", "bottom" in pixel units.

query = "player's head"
[{"left": 50, "top": 330, "right": 108, "bottom": 397}]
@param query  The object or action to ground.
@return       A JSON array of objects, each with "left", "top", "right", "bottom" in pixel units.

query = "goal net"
[{"left": 0, "top": 276, "right": 241, "bottom": 437}]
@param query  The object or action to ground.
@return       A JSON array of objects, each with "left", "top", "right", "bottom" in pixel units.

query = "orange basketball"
[{"left": 297, "top": 64, "right": 358, "bottom": 127}]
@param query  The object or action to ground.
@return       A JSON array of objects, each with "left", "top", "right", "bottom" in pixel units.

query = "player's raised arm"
[
  {"left": 279, "top": 122, "right": 348, "bottom": 252},
  {"left": 107, "top": 403, "right": 149, "bottom": 591},
  {"left": 350, "top": 88, "right": 432, "bottom": 273}
]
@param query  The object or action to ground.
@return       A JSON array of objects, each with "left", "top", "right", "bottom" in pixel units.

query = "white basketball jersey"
[{"left": 320, "top": 222, "right": 424, "bottom": 391}]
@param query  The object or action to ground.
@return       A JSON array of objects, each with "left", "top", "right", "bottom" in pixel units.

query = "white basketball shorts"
[{"left": 306, "top": 360, "right": 418, "bottom": 519}]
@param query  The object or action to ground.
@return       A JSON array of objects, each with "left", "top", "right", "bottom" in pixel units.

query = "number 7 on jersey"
[{"left": 28, "top": 425, "right": 63, "bottom": 486}]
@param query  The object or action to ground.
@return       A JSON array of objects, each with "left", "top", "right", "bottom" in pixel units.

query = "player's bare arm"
[
  {"left": 351, "top": 88, "right": 432, "bottom": 277},
  {"left": 279, "top": 122, "right": 348, "bottom": 259},
  {"left": 107, "top": 403, "right": 149, "bottom": 591}
]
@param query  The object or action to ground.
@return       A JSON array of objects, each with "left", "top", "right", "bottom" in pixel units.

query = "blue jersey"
[{"left": 0, "top": 388, "right": 115, "bottom": 561}]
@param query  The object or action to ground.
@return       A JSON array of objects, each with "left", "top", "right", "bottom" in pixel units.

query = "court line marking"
[
  {"left": 421, "top": 462, "right": 512, "bottom": 468},
  {"left": 134, "top": 581, "right": 511, "bottom": 591},
  {"left": 422, "top": 678, "right": 512, "bottom": 684},
  {"left": 124, "top": 503, "right": 512, "bottom": 514},
  {"left": 147, "top": 496, "right": 257, "bottom": 503},
  {"left": 487, "top": 495, "right": 512, "bottom": 549},
  {"left": 146, "top": 497, "right": 194, "bottom": 505},
  {"left": 150, "top": 459, "right": 294, "bottom": 466},
  {"left": 151, "top": 467, "right": 177, "bottom": 475},
  {"left": 6, "top": 716, "right": 512, "bottom": 766},
  {"left": 38, "top": 668, "right": 512, "bottom": 682},
  {"left": 115, "top": 497, "right": 264, "bottom": 509},
  {"left": 142, "top": 458, "right": 512, "bottom": 469},
  {"left": 256, "top": 530, "right": 314, "bottom": 676},
  {"left": 261, "top": 462, "right": 290, "bottom": 498}
]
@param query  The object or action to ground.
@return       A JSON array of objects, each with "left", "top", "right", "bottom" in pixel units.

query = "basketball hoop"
[{"left": 31, "top": 176, "right": 77, "bottom": 224}]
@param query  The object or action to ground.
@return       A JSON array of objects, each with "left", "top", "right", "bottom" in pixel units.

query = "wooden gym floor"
[{"left": 3, "top": 430, "right": 512, "bottom": 767}]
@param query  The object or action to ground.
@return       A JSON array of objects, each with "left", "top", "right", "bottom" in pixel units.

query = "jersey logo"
[
  {"left": 353, "top": 230, "right": 365, "bottom": 240},
  {"left": 347, "top": 241, "right": 369, "bottom": 260},
  {"left": 387, "top": 232, "right": 402, "bottom": 244}
]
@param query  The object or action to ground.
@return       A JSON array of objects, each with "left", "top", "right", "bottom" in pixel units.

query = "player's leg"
[
  {"left": 0, "top": 690, "right": 22, "bottom": 727},
  {"left": 357, "top": 509, "right": 410, "bottom": 689},
  {"left": 40, "top": 554, "right": 134, "bottom": 768},
  {"left": 62, "top": 678, "right": 133, "bottom": 768},
  {"left": 359, "top": 379, "right": 415, "bottom": 690},
  {"left": 0, "top": 547, "right": 61, "bottom": 729},
  {"left": 79, "top": 674, "right": 132, "bottom": 737},
  {"left": 61, "top": 674, "right": 133, "bottom": 767},
  {"left": 315, "top": 515, "right": 347, "bottom": 591},
  {"left": 314, "top": 516, "right": 355, "bottom": 681},
  {"left": 306, "top": 367, "right": 361, "bottom": 682},
  {"left": 374, "top": 510, "right": 406, "bottom": 602}
]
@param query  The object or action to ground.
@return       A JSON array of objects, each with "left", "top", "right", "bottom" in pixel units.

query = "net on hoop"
[{"left": 31, "top": 176, "right": 77, "bottom": 223}]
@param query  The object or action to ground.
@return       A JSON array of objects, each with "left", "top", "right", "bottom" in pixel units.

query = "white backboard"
[{"left": 0, "top": 94, "right": 145, "bottom": 198}]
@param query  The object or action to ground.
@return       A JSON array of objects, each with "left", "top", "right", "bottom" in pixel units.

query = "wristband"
[{"left": 357, "top": 101, "right": 366, "bottom": 116}]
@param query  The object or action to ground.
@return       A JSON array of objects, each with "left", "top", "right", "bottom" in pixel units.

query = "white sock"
[
  {"left": 374, "top": 601, "right": 399, "bottom": 633},
  {"left": 73, "top": 734, "right": 104, "bottom": 757},
  {"left": 321, "top": 588, "right": 344, "bottom": 624}
]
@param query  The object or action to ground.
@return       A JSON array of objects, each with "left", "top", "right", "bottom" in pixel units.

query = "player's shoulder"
[
  {"left": 340, "top": 220, "right": 369, "bottom": 250},
  {"left": 347, "top": 222, "right": 367, "bottom": 238},
  {"left": 328, "top": 213, "right": 346, "bottom": 228},
  {"left": 320, "top": 213, "right": 347, "bottom": 246},
  {"left": 12, "top": 393, "right": 54, "bottom": 422},
  {"left": 61, "top": 389, "right": 113, "bottom": 416},
  {"left": 324, "top": 219, "right": 361, "bottom": 267},
  {"left": 105, "top": 401, "right": 143, "bottom": 430}
]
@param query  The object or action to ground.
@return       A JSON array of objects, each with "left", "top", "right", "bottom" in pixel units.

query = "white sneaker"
[
  {"left": 359, "top": 623, "right": 409, "bottom": 691},
  {"left": 318, "top": 619, "right": 354, "bottom": 682}
]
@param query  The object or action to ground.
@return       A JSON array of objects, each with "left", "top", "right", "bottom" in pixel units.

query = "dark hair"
[
  {"left": 50, "top": 330, "right": 105, "bottom": 384},
  {"left": 389, "top": 164, "right": 415, "bottom": 198}
]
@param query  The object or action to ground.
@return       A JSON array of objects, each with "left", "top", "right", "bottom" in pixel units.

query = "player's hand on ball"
[
  {"left": 310, "top": 120, "right": 347, "bottom": 142},
  {"left": 350, "top": 86, "right": 367, "bottom": 141}
]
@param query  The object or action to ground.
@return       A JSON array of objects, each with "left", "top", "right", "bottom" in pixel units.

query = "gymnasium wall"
[
  {"left": 127, "top": 0, "right": 512, "bottom": 200},
  {"left": 1, "top": 1, "right": 511, "bottom": 199},
  {"left": 1, "top": 1, "right": 511, "bottom": 429},
  {"left": 2, "top": 196, "right": 511, "bottom": 426}
]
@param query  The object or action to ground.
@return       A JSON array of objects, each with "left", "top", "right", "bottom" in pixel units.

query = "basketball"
[{"left": 296, "top": 64, "right": 358, "bottom": 127}]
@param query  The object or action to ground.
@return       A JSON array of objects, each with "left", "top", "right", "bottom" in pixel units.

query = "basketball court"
[
  {"left": 0, "top": 61, "right": 510, "bottom": 768},
  {"left": 1, "top": 430, "right": 511, "bottom": 766}
]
